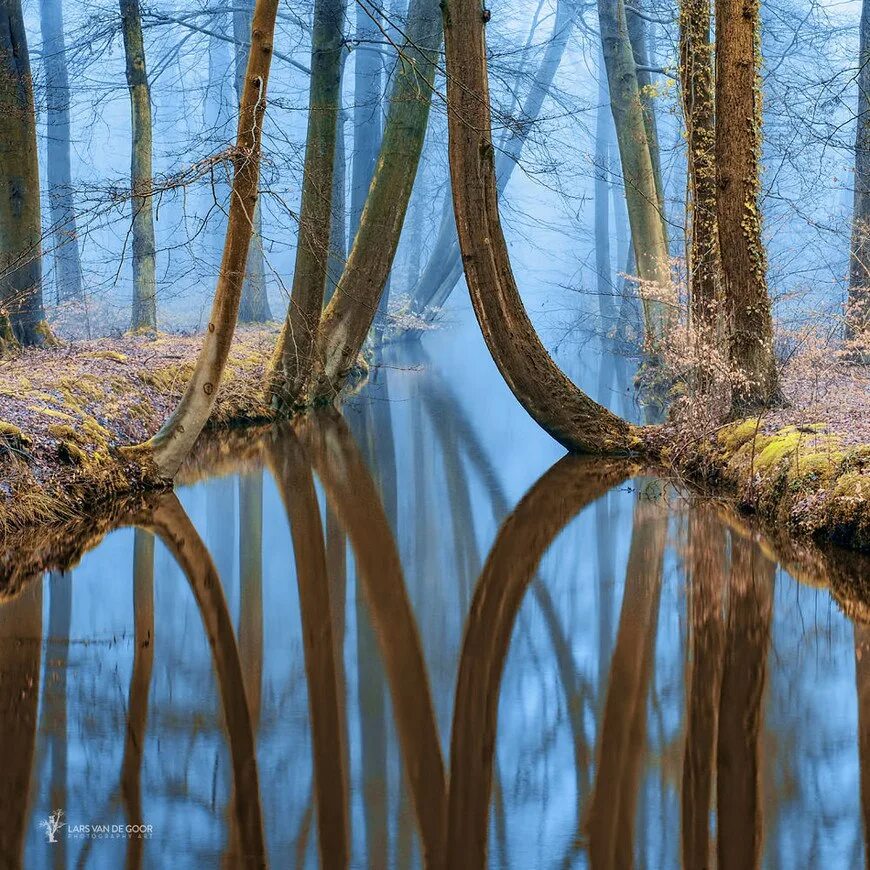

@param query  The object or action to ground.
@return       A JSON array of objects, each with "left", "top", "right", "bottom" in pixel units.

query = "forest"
[{"left": 0, "top": 0, "right": 869, "bottom": 865}]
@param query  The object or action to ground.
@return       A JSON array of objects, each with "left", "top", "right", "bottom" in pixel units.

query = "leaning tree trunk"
[
  {"left": 268, "top": 0, "right": 346, "bottom": 410},
  {"left": 679, "top": 0, "right": 721, "bottom": 358},
  {"left": 441, "top": 0, "right": 639, "bottom": 453},
  {"left": 38, "top": 0, "right": 83, "bottom": 305},
  {"left": 598, "top": 0, "right": 671, "bottom": 346},
  {"left": 120, "top": 0, "right": 158, "bottom": 331},
  {"left": 715, "top": 0, "right": 779, "bottom": 409},
  {"left": 283, "top": 0, "right": 443, "bottom": 403},
  {"left": 0, "top": 0, "right": 52, "bottom": 347},
  {"left": 413, "top": 0, "right": 576, "bottom": 318},
  {"left": 128, "top": 0, "right": 280, "bottom": 479},
  {"left": 233, "top": 0, "right": 272, "bottom": 323},
  {"left": 848, "top": 0, "right": 870, "bottom": 351}
]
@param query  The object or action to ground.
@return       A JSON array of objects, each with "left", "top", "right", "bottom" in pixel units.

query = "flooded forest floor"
[{"left": 0, "top": 327, "right": 868, "bottom": 591}]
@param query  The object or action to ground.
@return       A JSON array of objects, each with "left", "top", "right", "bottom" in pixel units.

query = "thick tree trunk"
[
  {"left": 0, "top": 0, "right": 52, "bottom": 346},
  {"left": 268, "top": 0, "right": 346, "bottom": 409},
  {"left": 441, "top": 0, "right": 640, "bottom": 454},
  {"left": 132, "top": 0, "right": 279, "bottom": 479},
  {"left": 296, "top": 0, "right": 443, "bottom": 400},
  {"left": 413, "top": 0, "right": 576, "bottom": 318},
  {"left": 38, "top": 0, "right": 83, "bottom": 305},
  {"left": 233, "top": 0, "right": 272, "bottom": 323},
  {"left": 848, "top": 0, "right": 870, "bottom": 349},
  {"left": 716, "top": 533, "right": 774, "bottom": 869},
  {"left": 120, "top": 0, "right": 158, "bottom": 331},
  {"left": 715, "top": 0, "right": 779, "bottom": 409},
  {"left": 598, "top": 0, "right": 671, "bottom": 345},
  {"left": 680, "top": 0, "right": 721, "bottom": 357}
]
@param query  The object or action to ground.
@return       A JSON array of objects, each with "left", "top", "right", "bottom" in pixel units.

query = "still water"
[{"left": 0, "top": 326, "right": 868, "bottom": 868}]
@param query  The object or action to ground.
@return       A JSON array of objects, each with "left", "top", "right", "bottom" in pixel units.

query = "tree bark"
[
  {"left": 120, "top": 0, "right": 158, "bottom": 331},
  {"left": 38, "top": 0, "right": 83, "bottom": 305},
  {"left": 233, "top": 0, "right": 272, "bottom": 323},
  {"left": 848, "top": 0, "right": 870, "bottom": 350},
  {"left": 679, "top": 0, "right": 721, "bottom": 354},
  {"left": 0, "top": 0, "right": 51, "bottom": 346},
  {"left": 598, "top": 0, "right": 671, "bottom": 345},
  {"left": 295, "top": 0, "right": 443, "bottom": 401},
  {"left": 715, "top": 0, "right": 779, "bottom": 409},
  {"left": 133, "top": 0, "right": 279, "bottom": 479},
  {"left": 268, "top": 0, "right": 346, "bottom": 409},
  {"left": 441, "top": 0, "right": 640, "bottom": 454}
]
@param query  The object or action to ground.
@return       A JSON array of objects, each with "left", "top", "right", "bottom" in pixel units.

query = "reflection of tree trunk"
[
  {"left": 441, "top": 0, "right": 638, "bottom": 454},
  {"left": 856, "top": 622, "right": 870, "bottom": 869},
  {"left": 238, "top": 471, "right": 263, "bottom": 733},
  {"left": 681, "top": 506, "right": 725, "bottom": 869},
  {"left": 298, "top": 412, "right": 446, "bottom": 864},
  {"left": 0, "top": 578, "right": 42, "bottom": 864},
  {"left": 446, "top": 456, "right": 631, "bottom": 868},
  {"left": 268, "top": 435, "right": 349, "bottom": 867},
  {"left": 585, "top": 487, "right": 667, "bottom": 869},
  {"left": 122, "top": 530, "right": 154, "bottom": 870},
  {"left": 145, "top": 494, "right": 265, "bottom": 866},
  {"left": 46, "top": 570, "right": 72, "bottom": 870},
  {"left": 716, "top": 534, "right": 774, "bottom": 870}
]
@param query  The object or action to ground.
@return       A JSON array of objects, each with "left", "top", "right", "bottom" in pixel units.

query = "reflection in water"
[{"left": 0, "top": 360, "right": 867, "bottom": 867}]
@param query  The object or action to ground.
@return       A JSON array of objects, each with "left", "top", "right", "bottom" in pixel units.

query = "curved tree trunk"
[
  {"left": 291, "top": 0, "right": 442, "bottom": 401},
  {"left": 848, "top": 0, "right": 870, "bottom": 352},
  {"left": 715, "top": 0, "right": 779, "bottom": 409},
  {"left": 679, "top": 0, "right": 721, "bottom": 357},
  {"left": 413, "top": 0, "right": 576, "bottom": 319},
  {"left": 441, "top": 0, "right": 640, "bottom": 454},
  {"left": 38, "top": 0, "right": 83, "bottom": 305},
  {"left": 268, "top": 0, "right": 347, "bottom": 409},
  {"left": 234, "top": 0, "right": 272, "bottom": 323},
  {"left": 120, "top": 0, "right": 158, "bottom": 331},
  {"left": 0, "top": 0, "right": 52, "bottom": 347},
  {"left": 132, "top": 0, "right": 279, "bottom": 479},
  {"left": 598, "top": 0, "right": 670, "bottom": 345}
]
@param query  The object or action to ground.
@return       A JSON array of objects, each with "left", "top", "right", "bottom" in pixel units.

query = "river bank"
[{"left": 0, "top": 328, "right": 868, "bottom": 576}]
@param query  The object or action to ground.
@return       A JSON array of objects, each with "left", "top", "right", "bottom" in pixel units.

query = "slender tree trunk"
[
  {"left": 131, "top": 0, "right": 280, "bottom": 479},
  {"left": 413, "top": 0, "right": 576, "bottom": 318},
  {"left": 0, "top": 0, "right": 52, "bottom": 347},
  {"left": 848, "top": 0, "right": 870, "bottom": 350},
  {"left": 233, "top": 0, "right": 272, "bottom": 323},
  {"left": 38, "top": 0, "right": 83, "bottom": 305},
  {"left": 595, "top": 53, "right": 616, "bottom": 330},
  {"left": 715, "top": 0, "right": 779, "bottom": 409},
  {"left": 326, "top": 101, "right": 348, "bottom": 302},
  {"left": 295, "top": 0, "right": 443, "bottom": 400},
  {"left": 120, "top": 0, "right": 157, "bottom": 331},
  {"left": 679, "top": 0, "right": 721, "bottom": 358},
  {"left": 680, "top": 505, "right": 725, "bottom": 869},
  {"left": 121, "top": 529, "right": 154, "bottom": 870},
  {"left": 441, "top": 0, "right": 639, "bottom": 454},
  {"left": 716, "top": 533, "right": 774, "bottom": 869},
  {"left": 268, "top": 0, "right": 346, "bottom": 409},
  {"left": 598, "top": 0, "right": 671, "bottom": 345}
]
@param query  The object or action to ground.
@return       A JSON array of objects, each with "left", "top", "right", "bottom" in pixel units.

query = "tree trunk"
[
  {"left": 441, "top": 0, "right": 640, "bottom": 454},
  {"left": 268, "top": 0, "right": 346, "bottom": 409},
  {"left": 233, "top": 0, "right": 272, "bottom": 323},
  {"left": 131, "top": 0, "right": 280, "bottom": 479},
  {"left": 848, "top": 0, "right": 870, "bottom": 350},
  {"left": 296, "top": 0, "right": 443, "bottom": 400},
  {"left": 0, "top": 0, "right": 52, "bottom": 346},
  {"left": 716, "top": 533, "right": 774, "bottom": 869},
  {"left": 120, "top": 0, "right": 157, "bottom": 331},
  {"left": 413, "top": 0, "right": 576, "bottom": 318},
  {"left": 326, "top": 102, "right": 348, "bottom": 302},
  {"left": 679, "top": 0, "right": 721, "bottom": 357},
  {"left": 598, "top": 0, "right": 671, "bottom": 345},
  {"left": 238, "top": 471, "right": 263, "bottom": 732},
  {"left": 715, "top": 0, "right": 779, "bottom": 409},
  {"left": 595, "top": 51, "right": 616, "bottom": 329},
  {"left": 38, "top": 0, "right": 83, "bottom": 305}
]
